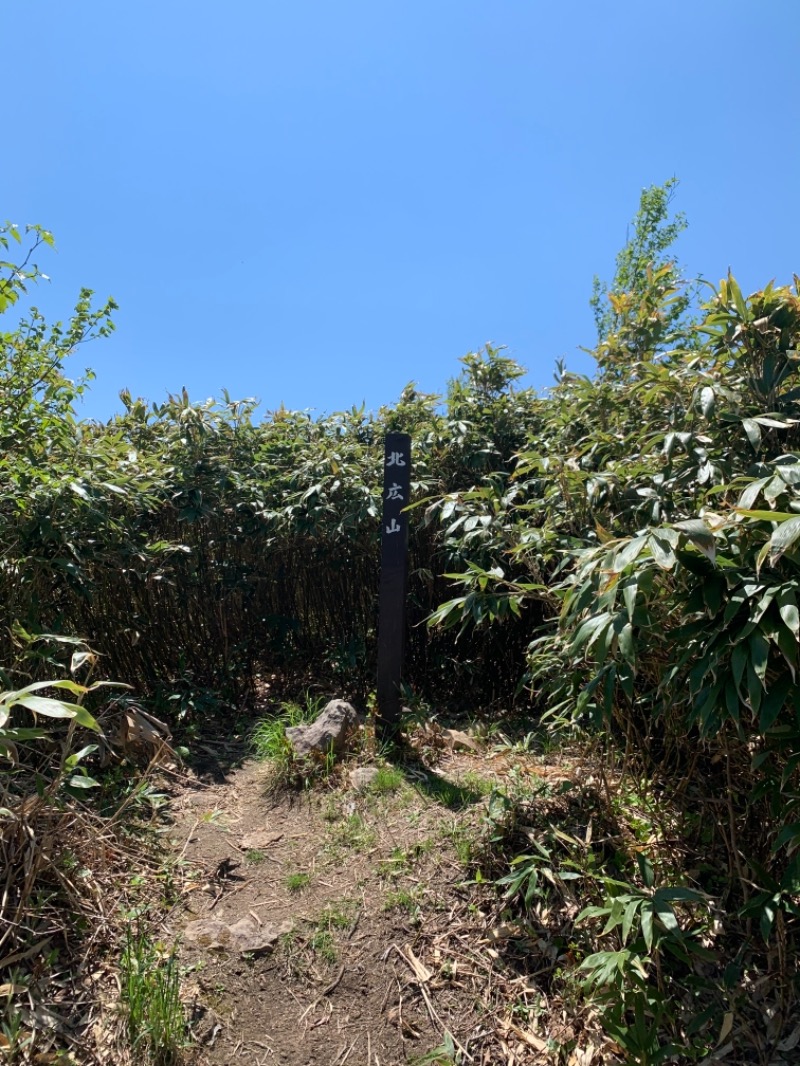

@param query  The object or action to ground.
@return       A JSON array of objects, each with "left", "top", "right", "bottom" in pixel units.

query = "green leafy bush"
[
  {"left": 5, "top": 189, "right": 800, "bottom": 1057},
  {"left": 1, "top": 219, "right": 535, "bottom": 708},
  {"left": 429, "top": 184, "right": 800, "bottom": 1055}
]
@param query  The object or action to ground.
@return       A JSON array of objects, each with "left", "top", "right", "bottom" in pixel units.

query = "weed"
[
  {"left": 199, "top": 808, "right": 226, "bottom": 825},
  {"left": 246, "top": 849, "right": 266, "bottom": 864},
  {"left": 368, "top": 764, "right": 404, "bottom": 794},
  {"left": 309, "top": 928, "right": 337, "bottom": 963},
  {"left": 252, "top": 694, "right": 340, "bottom": 790},
  {"left": 409, "top": 1031, "right": 460, "bottom": 1064},
  {"left": 119, "top": 923, "right": 187, "bottom": 1065},
  {"left": 304, "top": 900, "right": 359, "bottom": 964},
  {"left": 252, "top": 697, "right": 318, "bottom": 762},
  {"left": 491, "top": 726, "right": 564, "bottom": 757},
  {"left": 511, "top": 995, "right": 545, "bottom": 1024},
  {"left": 322, "top": 900, "right": 359, "bottom": 930},
  {"left": 326, "top": 813, "right": 377, "bottom": 855},
  {"left": 204, "top": 983, "right": 230, "bottom": 1013},
  {"left": 454, "top": 835, "right": 473, "bottom": 865},
  {"left": 442, "top": 821, "right": 476, "bottom": 866},
  {"left": 155, "top": 860, "right": 182, "bottom": 909},
  {"left": 0, "top": 1003, "right": 33, "bottom": 1061},
  {"left": 399, "top": 690, "right": 433, "bottom": 731},
  {"left": 286, "top": 871, "right": 311, "bottom": 892},
  {"left": 377, "top": 843, "right": 431, "bottom": 878},
  {"left": 459, "top": 770, "right": 493, "bottom": 796},
  {"left": 607, "top": 783, "right": 664, "bottom": 849},
  {"left": 276, "top": 929, "right": 308, "bottom": 981},
  {"left": 496, "top": 840, "right": 561, "bottom": 910},
  {"left": 377, "top": 853, "right": 402, "bottom": 880},
  {"left": 383, "top": 887, "right": 423, "bottom": 920}
]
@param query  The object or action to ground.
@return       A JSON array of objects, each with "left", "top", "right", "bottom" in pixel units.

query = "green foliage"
[
  {"left": 0, "top": 678, "right": 99, "bottom": 758},
  {"left": 301, "top": 900, "right": 360, "bottom": 963},
  {"left": 0, "top": 235, "right": 533, "bottom": 706},
  {"left": 479, "top": 771, "right": 722, "bottom": 1062},
  {"left": 0, "top": 221, "right": 54, "bottom": 313},
  {"left": 325, "top": 812, "right": 377, "bottom": 854},
  {"left": 252, "top": 697, "right": 321, "bottom": 762},
  {"left": 4, "top": 193, "right": 800, "bottom": 1057},
  {"left": 251, "top": 695, "right": 349, "bottom": 791},
  {"left": 367, "top": 763, "right": 404, "bottom": 794},
  {"left": 120, "top": 923, "right": 186, "bottom": 1065},
  {"left": 0, "top": 635, "right": 168, "bottom": 1062},
  {"left": 1, "top": 221, "right": 115, "bottom": 462},
  {"left": 286, "top": 870, "right": 311, "bottom": 892},
  {"left": 427, "top": 183, "right": 800, "bottom": 1054},
  {"left": 409, "top": 1032, "right": 460, "bottom": 1065},
  {"left": 590, "top": 178, "right": 693, "bottom": 346}
]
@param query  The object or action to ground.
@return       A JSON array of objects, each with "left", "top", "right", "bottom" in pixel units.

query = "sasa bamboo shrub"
[
  {"left": 1, "top": 224, "right": 538, "bottom": 709},
  {"left": 430, "top": 184, "right": 800, "bottom": 1051}
]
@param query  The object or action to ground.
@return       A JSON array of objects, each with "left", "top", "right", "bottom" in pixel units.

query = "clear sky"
[{"left": 4, "top": 1, "right": 799, "bottom": 420}]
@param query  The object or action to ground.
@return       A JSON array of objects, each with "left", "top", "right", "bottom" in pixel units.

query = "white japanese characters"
[{"left": 382, "top": 440, "right": 409, "bottom": 537}]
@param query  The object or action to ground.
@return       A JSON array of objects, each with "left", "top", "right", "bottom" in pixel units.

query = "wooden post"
[{"left": 376, "top": 431, "right": 411, "bottom": 742}]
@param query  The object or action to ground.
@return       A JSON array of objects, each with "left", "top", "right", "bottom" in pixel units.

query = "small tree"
[
  {"left": 0, "top": 221, "right": 117, "bottom": 455},
  {"left": 589, "top": 179, "right": 696, "bottom": 370}
]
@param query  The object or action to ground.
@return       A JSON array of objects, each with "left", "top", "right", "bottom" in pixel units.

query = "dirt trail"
[{"left": 168, "top": 751, "right": 500, "bottom": 1066}]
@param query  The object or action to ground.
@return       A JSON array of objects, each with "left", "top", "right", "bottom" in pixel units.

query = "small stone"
[
  {"left": 285, "top": 699, "right": 360, "bottom": 760},
  {"left": 349, "top": 766, "right": 380, "bottom": 791},
  {"left": 239, "top": 830, "right": 283, "bottom": 851}
]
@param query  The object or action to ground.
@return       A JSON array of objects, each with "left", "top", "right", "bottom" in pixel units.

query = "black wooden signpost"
[{"left": 376, "top": 432, "right": 411, "bottom": 741}]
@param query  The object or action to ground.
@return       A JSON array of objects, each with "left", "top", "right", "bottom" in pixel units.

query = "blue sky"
[{"left": 5, "top": 1, "right": 799, "bottom": 420}]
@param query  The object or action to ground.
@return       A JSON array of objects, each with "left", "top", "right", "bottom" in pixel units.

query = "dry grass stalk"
[{"left": 0, "top": 758, "right": 179, "bottom": 1063}]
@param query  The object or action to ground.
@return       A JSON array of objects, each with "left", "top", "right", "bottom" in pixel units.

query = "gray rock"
[
  {"left": 239, "top": 829, "right": 283, "bottom": 851},
  {"left": 349, "top": 766, "right": 380, "bottom": 791},
  {"left": 285, "top": 699, "right": 360, "bottom": 760},
  {"left": 183, "top": 918, "right": 233, "bottom": 951},
  {"left": 184, "top": 916, "right": 290, "bottom": 956},
  {"left": 227, "top": 917, "right": 285, "bottom": 955}
]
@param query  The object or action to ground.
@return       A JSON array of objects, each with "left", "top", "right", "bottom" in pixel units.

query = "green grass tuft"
[
  {"left": 286, "top": 871, "right": 311, "bottom": 892},
  {"left": 251, "top": 694, "right": 332, "bottom": 791},
  {"left": 251, "top": 697, "right": 321, "bottom": 762},
  {"left": 368, "top": 764, "right": 404, "bottom": 794},
  {"left": 120, "top": 922, "right": 187, "bottom": 1065}
]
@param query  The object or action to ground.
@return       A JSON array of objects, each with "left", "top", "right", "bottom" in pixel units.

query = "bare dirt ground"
[{"left": 165, "top": 739, "right": 585, "bottom": 1066}]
